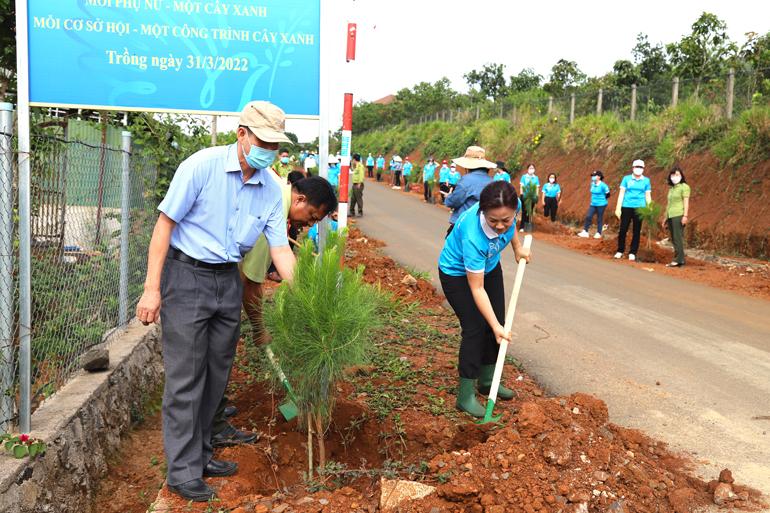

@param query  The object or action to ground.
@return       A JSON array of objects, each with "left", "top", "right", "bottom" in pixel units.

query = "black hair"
[
  {"left": 352, "top": 153, "right": 361, "bottom": 162},
  {"left": 591, "top": 170, "right": 604, "bottom": 181},
  {"left": 293, "top": 176, "right": 338, "bottom": 213},
  {"left": 279, "top": 148, "right": 289, "bottom": 154},
  {"left": 527, "top": 163, "right": 536, "bottom": 169},
  {"left": 547, "top": 173, "right": 557, "bottom": 183},
  {"left": 478, "top": 181, "right": 519, "bottom": 213},
  {"left": 287, "top": 170, "right": 305, "bottom": 184},
  {"left": 667, "top": 166, "right": 687, "bottom": 186},
  {"left": 495, "top": 161, "right": 507, "bottom": 171}
]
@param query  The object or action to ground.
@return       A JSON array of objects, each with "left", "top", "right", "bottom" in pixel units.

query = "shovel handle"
[{"left": 486, "top": 235, "right": 532, "bottom": 405}]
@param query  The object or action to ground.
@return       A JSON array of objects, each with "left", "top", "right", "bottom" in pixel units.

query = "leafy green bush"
[
  {"left": 654, "top": 135, "right": 677, "bottom": 169},
  {"left": 713, "top": 104, "right": 770, "bottom": 166}
]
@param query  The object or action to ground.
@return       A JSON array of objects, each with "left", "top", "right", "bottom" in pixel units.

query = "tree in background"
[
  {"left": 544, "top": 59, "right": 587, "bottom": 95},
  {"left": 464, "top": 63, "right": 508, "bottom": 101},
  {"left": 508, "top": 68, "right": 543, "bottom": 93},
  {"left": 611, "top": 59, "right": 642, "bottom": 88},
  {"left": 633, "top": 33, "right": 671, "bottom": 84},
  {"left": 740, "top": 31, "right": 770, "bottom": 100},
  {"left": 0, "top": 0, "right": 16, "bottom": 101},
  {"left": 666, "top": 12, "right": 737, "bottom": 94}
]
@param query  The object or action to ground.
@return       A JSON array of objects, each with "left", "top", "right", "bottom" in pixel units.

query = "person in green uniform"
[
  {"left": 350, "top": 153, "right": 366, "bottom": 217},
  {"left": 273, "top": 148, "right": 292, "bottom": 179},
  {"left": 210, "top": 176, "right": 337, "bottom": 448},
  {"left": 663, "top": 166, "right": 691, "bottom": 267}
]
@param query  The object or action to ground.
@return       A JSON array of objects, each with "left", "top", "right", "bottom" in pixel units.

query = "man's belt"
[{"left": 168, "top": 248, "right": 237, "bottom": 271}]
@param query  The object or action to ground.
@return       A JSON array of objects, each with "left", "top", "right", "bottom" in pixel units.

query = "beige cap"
[
  {"left": 452, "top": 146, "right": 497, "bottom": 170},
  {"left": 238, "top": 101, "right": 292, "bottom": 143}
]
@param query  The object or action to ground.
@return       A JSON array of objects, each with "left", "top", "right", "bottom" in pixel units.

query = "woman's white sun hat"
[{"left": 452, "top": 146, "right": 497, "bottom": 170}]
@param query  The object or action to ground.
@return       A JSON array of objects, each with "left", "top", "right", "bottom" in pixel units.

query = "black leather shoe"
[
  {"left": 167, "top": 479, "right": 215, "bottom": 502},
  {"left": 211, "top": 424, "right": 258, "bottom": 448},
  {"left": 223, "top": 405, "right": 237, "bottom": 418},
  {"left": 203, "top": 459, "right": 238, "bottom": 478}
]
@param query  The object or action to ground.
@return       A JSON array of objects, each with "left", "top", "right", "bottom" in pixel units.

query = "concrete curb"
[{"left": 0, "top": 321, "right": 162, "bottom": 513}]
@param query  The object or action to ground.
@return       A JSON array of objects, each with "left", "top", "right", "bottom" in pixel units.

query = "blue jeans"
[{"left": 584, "top": 205, "right": 606, "bottom": 233}]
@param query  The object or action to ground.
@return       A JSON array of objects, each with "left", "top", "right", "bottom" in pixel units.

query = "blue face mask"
[
  {"left": 242, "top": 140, "right": 277, "bottom": 170},
  {"left": 280, "top": 156, "right": 290, "bottom": 164}
]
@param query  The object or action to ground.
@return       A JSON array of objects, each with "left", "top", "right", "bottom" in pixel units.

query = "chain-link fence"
[
  {"left": 0, "top": 109, "right": 157, "bottom": 431},
  {"left": 369, "top": 67, "right": 770, "bottom": 131}
]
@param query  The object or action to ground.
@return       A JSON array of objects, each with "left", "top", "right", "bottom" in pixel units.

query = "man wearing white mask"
[
  {"left": 135, "top": 101, "right": 295, "bottom": 502},
  {"left": 614, "top": 159, "right": 652, "bottom": 261}
]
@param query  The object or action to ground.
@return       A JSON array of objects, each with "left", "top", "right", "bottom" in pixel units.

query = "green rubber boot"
[
  {"left": 477, "top": 365, "right": 515, "bottom": 400},
  {"left": 456, "top": 378, "right": 486, "bottom": 418}
]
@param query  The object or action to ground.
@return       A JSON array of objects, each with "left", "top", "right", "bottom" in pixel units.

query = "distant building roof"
[{"left": 373, "top": 95, "right": 395, "bottom": 105}]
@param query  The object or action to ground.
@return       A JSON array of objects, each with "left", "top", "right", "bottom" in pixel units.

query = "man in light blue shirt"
[
  {"left": 422, "top": 157, "right": 438, "bottom": 203},
  {"left": 444, "top": 146, "right": 495, "bottom": 233},
  {"left": 376, "top": 154, "right": 385, "bottom": 181},
  {"left": 448, "top": 165, "right": 461, "bottom": 190},
  {"left": 135, "top": 101, "right": 295, "bottom": 503},
  {"left": 402, "top": 157, "right": 414, "bottom": 191},
  {"left": 366, "top": 153, "right": 375, "bottom": 178}
]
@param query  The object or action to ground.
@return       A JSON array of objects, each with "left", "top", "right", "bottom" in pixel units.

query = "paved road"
[{"left": 355, "top": 180, "right": 770, "bottom": 494}]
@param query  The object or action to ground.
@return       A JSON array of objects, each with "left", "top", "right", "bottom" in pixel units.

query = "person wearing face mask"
[
  {"left": 273, "top": 148, "right": 292, "bottom": 179},
  {"left": 541, "top": 173, "right": 561, "bottom": 222},
  {"left": 390, "top": 155, "right": 403, "bottom": 188},
  {"left": 663, "top": 166, "right": 691, "bottom": 267},
  {"left": 438, "top": 160, "right": 452, "bottom": 201},
  {"left": 303, "top": 151, "right": 317, "bottom": 176},
  {"left": 614, "top": 159, "right": 652, "bottom": 261},
  {"left": 135, "top": 101, "right": 296, "bottom": 502},
  {"left": 448, "top": 164, "right": 461, "bottom": 193},
  {"left": 519, "top": 164, "right": 540, "bottom": 231},
  {"left": 423, "top": 157, "right": 438, "bottom": 203},
  {"left": 438, "top": 180, "right": 530, "bottom": 417},
  {"left": 578, "top": 171, "right": 610, "bottom": 238}
]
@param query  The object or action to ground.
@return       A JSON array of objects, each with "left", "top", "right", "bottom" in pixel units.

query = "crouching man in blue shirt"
[{"left": 135, "top": 101, "right": 295, "bottom": 502}]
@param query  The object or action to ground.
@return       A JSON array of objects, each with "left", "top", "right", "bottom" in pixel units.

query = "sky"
[{"left": 218, "top": 0, "right": 770, "bottom": 142}]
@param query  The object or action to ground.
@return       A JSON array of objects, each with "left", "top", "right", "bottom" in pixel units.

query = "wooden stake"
[{"left": 307, "top": 412, "right": 313, "bottom": 479}]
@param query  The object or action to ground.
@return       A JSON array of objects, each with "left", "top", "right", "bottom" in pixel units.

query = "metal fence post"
[
  {"left": 596, "top": 88, "right": 603, "bottom": 115},
  {"left": 118, "top": 131, "right": 132, "bottom": 326},
  {"left": 569, "top": 93, "right": 576, "bottom": 124},
  {"left": 630, "top": 84, "right": 637, "bottom": 121},
  {"left": 0, "top": 103, "right": 14, "bottom": 432},
  {"left": 672, "top": 77, "right": 679, "bottom": 108},
  {"left": 726, "top": 68, "right": 735, "bottom": 120}
]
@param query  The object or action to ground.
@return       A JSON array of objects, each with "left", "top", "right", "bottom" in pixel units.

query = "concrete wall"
[{"left": 0, "top": 321, "right": 162, "bottom": 513}]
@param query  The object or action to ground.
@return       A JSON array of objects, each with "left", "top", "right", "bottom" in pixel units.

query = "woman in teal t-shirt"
[
  {"left": 541, "top": 173, "right": 561, "bottom": 222},
  {"left": 438, "top": 181, "right": 530, "bottom": 417},
  {"left": 578, "top": 170, "right": 611, "bottom": 238},
  {"left": 614, "top": 159, "right": 651, "bottom": 261}
]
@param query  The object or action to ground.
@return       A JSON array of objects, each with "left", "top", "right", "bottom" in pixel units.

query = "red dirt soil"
[{"left": 93, "top": 227, "right": 765, "bottom": 513}]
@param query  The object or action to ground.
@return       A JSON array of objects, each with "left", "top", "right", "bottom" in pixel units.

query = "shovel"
[
  {"left": 265, "top": 346, "right": 299, "bottom": 421},
  {"left": 479, "top": 234, "right": 533, "bottom": 425}
]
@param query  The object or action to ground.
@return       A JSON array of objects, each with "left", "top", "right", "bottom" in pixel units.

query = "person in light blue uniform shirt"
[
  {"left": 493, "top": 161, "right": 511, "bottom": 183},
  {"left": 135, "top": 101, "right": 295, "bottom": 503},
  {"left": 366, "top": 153, "right": 375, "bottom": 178},
  {"left": 327, "top": 155, "right": 340, "bottom": 189},
  {"left": 578, "top": 170, "right": 611, "bottom": 238},
  {"left": 614, "top": 159, "right": 652, "bottom": 260},
  {"left": 402, "top": 157, "right": 414, "bottom": 191},
  {"left": 444, "top": 146, "right": 494, "bottom": 235},
  {"left": 448, "top": 164, "right": 461, "bottom": 192},
  {"left": 422, "top": 157, "right": 438, "bottom": 203},
  {"left": 308, "top": 215, "right": 339, "bottom": 252},
  {"left": 541, "top": 173, "right": 561, "bottom": 222},
  {"left": 375, "top": 154, "right": 385, "bottom": 182},
  {"left": 519, "top": 163, "right": 540, "bottom": 230},
  {"left": 438, "top": 181, "right": 530, "bottom": 417},
  {"left": 438, "top": 160, "right": 452, "bottom": 201}
]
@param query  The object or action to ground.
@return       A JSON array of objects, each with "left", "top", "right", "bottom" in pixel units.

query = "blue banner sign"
[{"left": 28, "top": 0, "right": 320, "bottom": 117}]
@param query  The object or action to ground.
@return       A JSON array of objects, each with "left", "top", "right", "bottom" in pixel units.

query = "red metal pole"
[{"left": 337, "top": 22, "right": 356, "bottom": 231}]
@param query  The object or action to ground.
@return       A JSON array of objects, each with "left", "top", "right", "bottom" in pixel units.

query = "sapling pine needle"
[{"left": 265, "top": 229, "right": 384, "bottom": 473}]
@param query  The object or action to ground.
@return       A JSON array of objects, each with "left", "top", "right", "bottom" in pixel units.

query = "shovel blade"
[{"left": 278, "top": 400, "right": 299, "bottom": 422}]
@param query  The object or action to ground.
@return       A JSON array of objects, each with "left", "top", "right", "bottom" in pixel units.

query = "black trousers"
[
  {"left": 543, "top": 197, "right": 558, "bottom": 221},
  {"left": 376, "top": 171, "right": 382, "bottom": 182},
  {"left": 439, "top": 264, "right": 505, "bottom": 379},
  {"left": 519, "top": 203, "right": 532, "bottom": 229},
  {"left": 667, "top": 216, "right": 685, "bottom": 264},
  {"left": 423, "top": 182, "right": 434, "bottom": 203},
  {"left": 350, "top": 183, "right": 364, "bottom": 215},
  {"left": 393, "top": 171, "right": 402, "bottom": 186},
  {"left": 366, "top": 165, "right": 373, "bottom": 178},
  {"left": 617, "top": 207, "right": 643, "bottom": 254}
]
